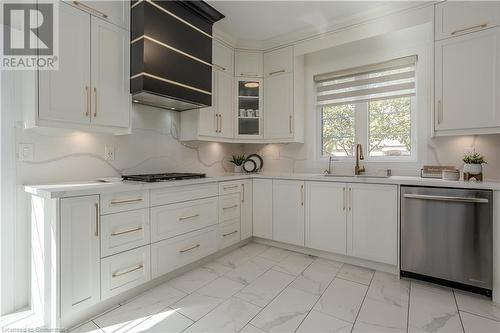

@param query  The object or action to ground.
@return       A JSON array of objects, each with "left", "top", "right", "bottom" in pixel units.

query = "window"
[{"left": 316, "top": 56, "right": 416, "bottom": 160}]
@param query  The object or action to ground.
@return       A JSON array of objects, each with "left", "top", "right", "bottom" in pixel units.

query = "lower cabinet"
[
  {"left": 306, "top": 182, "right": 347, "bottom": 255},
  {"left": 347, "top": 183, "right": 398, "bottom": 265},
  {"left": 151, "top": 226, "right": 218, "bottom": 278},
  {"left": 240, "top": 180, "right": 253, "bottom": 239},
  {"left": 273, "top": 180, "right": 305, "bottom": 246},
  {"left": 60, "top": 195, "right": 101, "bottom": 317},
  {"left": 252, "top": 179, "right": 273, "bottom": 239},
  {"left": 217, "top": 219, "right": 241, "bottom": 249},
  {"left": 100, "top": 245, "right": 151, "bottom": 300}
]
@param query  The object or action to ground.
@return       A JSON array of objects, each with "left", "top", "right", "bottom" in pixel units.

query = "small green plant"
[
  {"left": 230, "top": 154, "right": 247, "bottom": 166},
  {"left": 463, "top": 152, "right": 487, "bottom": 164}
]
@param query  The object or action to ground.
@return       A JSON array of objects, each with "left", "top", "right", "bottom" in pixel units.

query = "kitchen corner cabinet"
[
  {"left": 35, "top": 2, "right": 130, "bottom": 133},
  {"left": 235, "top": 50, "right": 263, "bottom": 77},
  {"left": 273, "top": 180, "right": 305, "bottom": 246},
  {"left": 60, "top": 195, "right": 100, "bottom": 318},
  {"left": 252, "top": 179, "right": 273, "bottom": 239},
  {"left": 347, "top": 183, "right": 397, "bottom": 265},
  {"left": 235, "top": 77, "right": 263, "bottom": 138}
]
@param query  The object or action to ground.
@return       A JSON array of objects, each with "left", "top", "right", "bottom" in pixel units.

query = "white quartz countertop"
[{"left": 25, "top": 173, "right": 500, "bottom": 199}]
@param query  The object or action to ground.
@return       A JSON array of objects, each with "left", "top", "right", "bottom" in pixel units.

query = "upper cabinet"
[
  {"left": 72, "top": 1, "right": 130, "bottom": 30},
  {"left": 264, "top": 46, "right": 294, "bottom": 77},
  {"left": 235, "top": 50, "right": 264, "bottom": 77},
  {"left": 434, "top": 2, "right": 500, "bottom": 136},
  {"left": 235, "top": 78, "right": 263, "bottom": 138},
  {"left": 435, "top": 1, "right": 499, "bottom": 40},
  {"left": 213, "top": 39, "right": 234, "bottom": 75},
  {"left": 32, "top": 2, "right": 130, "bottom": 133}
]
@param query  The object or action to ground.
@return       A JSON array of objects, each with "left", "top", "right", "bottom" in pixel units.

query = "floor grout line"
[
  {"left": 452, "top": 290, "right": 466, "bottom": 333},
  {"left": 349, "top": 269, "right": 375, "bottom": 333},
  {"left": 459, "top": 310, "right": 500, "bottom": 323},
  {"left": 406, "top": 280, "right": 411, "bottom": 333}
]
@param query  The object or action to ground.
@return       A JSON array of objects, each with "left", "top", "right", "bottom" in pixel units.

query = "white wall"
[{"left": 245, "top": 24, "right": 500, "bottom": 180}]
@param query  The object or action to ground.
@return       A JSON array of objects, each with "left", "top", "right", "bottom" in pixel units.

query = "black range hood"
[{"left": 131, "top": 0, "right": 224, "bottom": 111}]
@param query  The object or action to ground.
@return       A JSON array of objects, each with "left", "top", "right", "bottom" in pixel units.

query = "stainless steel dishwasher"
[{"left": 401, "top": 186, "right": 493, "bottom": 296}]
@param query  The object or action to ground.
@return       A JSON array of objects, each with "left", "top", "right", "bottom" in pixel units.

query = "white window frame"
[{"left": 317, "top": 95, "right": 418, "bottom": 163}]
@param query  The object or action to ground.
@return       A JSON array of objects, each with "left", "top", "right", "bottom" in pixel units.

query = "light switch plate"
[
  {"left": 104, "top": 146, "right": 115, "bottom": 161},
  {"left": 18, "top": 143, "right": 34, "bottom": 161}
]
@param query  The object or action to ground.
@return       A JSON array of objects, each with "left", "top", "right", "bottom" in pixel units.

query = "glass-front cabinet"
[{"left": 236, "top": 78, "right": 263, "bottom": 138}]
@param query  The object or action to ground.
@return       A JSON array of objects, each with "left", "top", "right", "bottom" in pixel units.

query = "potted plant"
[
  {"left": 230, "top": 154, "right": 247, "bottom": 173},
  {"left": 463, "top": 152, "right": 486, "bottom": 175}
]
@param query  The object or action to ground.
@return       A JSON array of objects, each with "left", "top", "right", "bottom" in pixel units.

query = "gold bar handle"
[
  {"left": 95, "top": 203, "right": 99, "bottom": 237},
  {"left": 241, "top": 184, "right": 245, "bottom": 203},
  {"left": 73, "top": 1, "right": 108, "bottom": 18},
  {"left": 112, "top": 264, "right": 143, "bottom": 278},
  {"left": 289, "top": 115, "right": 293, "bottom": 134},
  {"left": 240, "top": 73, "right": 259, "bottom": 77},
  {"left": 85, "top": 86, "right": 90, "bottom": 117},
  {"left": 213, "top": 64, "right": 226, "bottom": 71},
  {"left": 110, "top": 198, "right": 143, "bottom": 206},
  {"left": 451, "top": 23, "right": 487, "bottom": 35},
  {"left": 349, "top": 187, "right": 352, "bottom": 211},
  {"left": 179, "top": 214, "right": 200, "bottom": 221},
  {"left": 269, "top": 69, "right": 285, "bottom": 76},
  {"left": 300, "top": 185, "right": 304, "bottom": 206},
  {"left": 111, "top": 226, "right": 143, "bottom": 237},
  {"left": 223, "top": 185, "right": 239, "bottom": 190},
  {"left": 93, "top": 87, "right": 97, "bottom": 117},
  {"left": 223, "top": 230, "right": 238, "bottom": 237},
  {"left": 223, "top": 204, "right": 238, "bottom": 210},
  {"left": 179, "top": 244, "right": 200, "bottom": 253},
  {"left": 343, "top": 187, "right": 346, "bottom": 211}
]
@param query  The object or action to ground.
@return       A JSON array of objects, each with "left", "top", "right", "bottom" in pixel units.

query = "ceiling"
[{"left": 207, "top": 1, "right": 395, "bottom": 42}]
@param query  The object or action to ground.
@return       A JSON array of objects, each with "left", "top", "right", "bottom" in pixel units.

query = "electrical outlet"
[
  {"left": 18, "top": 143, "right": 34, "bottom": 161},
  {"left": 104, "top": 146, "right": 115, "bottom": 161}
]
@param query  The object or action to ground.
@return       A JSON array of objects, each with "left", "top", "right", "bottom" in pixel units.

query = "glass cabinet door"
[{"left": 236, "top": 78, "right": 263, "bottom": 137}]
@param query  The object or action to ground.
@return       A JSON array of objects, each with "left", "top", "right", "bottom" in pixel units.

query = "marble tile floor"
[{"left": 71, "top": 243, "right": 500, "bottom": 333}]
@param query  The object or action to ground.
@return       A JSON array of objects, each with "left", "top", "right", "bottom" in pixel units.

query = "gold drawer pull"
[
  {"left": 110, "top": 198, "right": 143, "bottom": 205},
  {"left": 451, "top": 23, "right": 487, "bottom": 35},
  {"left": 269, "top": 69, "right": 286, "bottom": 76},
  {"left": 111, "top": 226, "right": 143, "bottom": 237},
  {"left": 213, "top": 64, "right": 226, "bottom": 71},
  {"left": 179, "top": 244, "right": 200, "bottom": 253},
  {"left": 223, "top": 230, "right": 238, "bottom": 237},
  {"left": 223, "top": 204, "right": 238, "bottom": 210},
  {"left": 73, "top": 1, "right": 108, "bottom": 18},
  {"left": 179, "top": 213, "right": 200, "bottom": 221},
  {"left": 112, "top": 264, "right": 143, "bottom": 278},
  {"left": 223, "top": 185, "right": 239, "bottom": 190}
]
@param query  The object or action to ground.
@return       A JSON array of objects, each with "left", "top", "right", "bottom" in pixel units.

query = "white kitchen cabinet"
[
  {"left": 347, "top": 183, "right": 397, "bottom": 266},
  {"left": 39, "top": 3, "right": 91, "bottom": 125},
  {"left": 90, "top": 17, "right": 130, "bottom": 128},
  {"left": 77, "top": 1, "right": 130, "bottom": 30},
  {"left": 235, "top": 50, "right": 263, "bottom": 77},
  {"left": 435, "top": 1, "right": 499, "bottom": 40},
  {"left": 264, "top": 46, "right": 293, "bottom": 77},
  {"left": 217, "top": 219, "right": 241, "bottom": 249},
  {"left": 435, "top": 27, "right": 500, "bottom": 135},
  {"left": 305, "top": 182, "right": 347, "bottom": 255},
  {"left": 60, "top": 195, "right": 100, "bottom": 318},
  {"left": 252, "top": 179, "right": 273, "bottom": 239},
  {"left": 213, "top": 39, "right": 234, "bottom": 75},
  {"left": 273, "top": 180, "right": 305, "bottom": 246},
  {"left": 36, "top": 2, "right": 130, "bottom": 133},
  {"left": 240, "top": 180, "right": 253, "bottom": 240},
  {"left": 264, "top": 73, "right": 294, "bottom": 140},
  {"left": 235, "top": 77, "right": 263, "bottom": 138},
  {"left": 219, "top": 193, "right": 241, "bottom": 223}
]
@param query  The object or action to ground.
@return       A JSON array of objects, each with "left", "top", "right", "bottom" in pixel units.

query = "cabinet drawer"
[
  {"left": 101, "top": 245, "right": 151, "bottom": 300},
  {"left": 101, "top": 208, "right": 150, "bottom": 257},
  {"left": 217, "top": 219, "right": 241, "bottom": 250},
  {"left": 219, "top": 193, "right": 241, "bottom": 223},
  {"left": 219, "top": 181, "right": 243, "bottom": 195},
  {"left": 151, "top": 197, "right": 218, "bottom": 243},
  {"left": 101, "top": 190, "right": 149, "bottom": 215},
  {"left": 151, "top": 183, "right": 218, "bottom": 206},
  {"left": 435, "top": 1, "right": 500, "bottom": 40},
  {"left": 151, "top": 226, "right": 217, "bottom": 278}
]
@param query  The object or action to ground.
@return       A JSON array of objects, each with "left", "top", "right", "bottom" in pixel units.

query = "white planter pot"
[
  {"left": 234, "top": 165, "right": 243, "bottom": 173},
  {"left": 463, "top": 163, "right": 482, "bottom": 175}
]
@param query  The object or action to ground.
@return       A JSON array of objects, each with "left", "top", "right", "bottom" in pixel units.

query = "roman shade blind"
[{"left": 314, "top": 56, "right": 417, "bottom": 106}]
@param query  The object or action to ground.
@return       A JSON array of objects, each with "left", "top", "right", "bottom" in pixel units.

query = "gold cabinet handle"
[
  {"left": 216, "top": 114, "right": 221, "bottom": 133},
  {"left": 110, "top": 198, "right": 143, "bottom": 206},
  {"left": 240, "top": 73, "right": 259, "bottom": 77},
  {"left": 179, "top": 244, "right": 200, "bottom": 253},
  {"left": 223, "top": 185, "right": 239, "bottom": 190},
  {"left": 179, "top": 213, "right": 200, "bottom": 221},
  {"left": 93, "top": 87, "right": 97, "bottom": 117},
  {"left": 219, "top": 114, "right": 223, "bottom": 133},
  {"left": 300, "top": 185, "right": 304, "bottom": 206},
  {"left": 289, "top": 115, "right": 293, "bottom": 134},
  {"left": 223, "top": 230, "right": 238, "bottom": 237},
  {"left": 95, "top": 202, "right": 100, "bottom": 237},
  {"left": 343, "top": 187, "right": 346, "bottom": 211},
  {"left": 349, "top": 187, "right": 352, "bottom": 211},
  {"left": 73, "top": 1, "right": 108, "bottom": 18},
  {"left": 112, "top": 264, "right": 143, "bottom": 278},
  {"left": 111, "top": 226, "right": 143, "bottom": 237},
  {"left": 241, "top": 184, "right": 245, "bottom": 203},
  {"left": 437, "top": 100, "right": 443, "bottom": 125},
  {"left": 451, "top": 23, "right": 487, "bottom": 35},
  {"left": 213, "top": 64, "right": 226, "bottom": 71},
  {"left": 269, "top": 69, "right": 285, "bottom": 76},
  {"left": 85, "top": 86, "right": 90, "bottom": 117},
  {"left": 223, "top": 204, "right": 238, "bottom": 210}
]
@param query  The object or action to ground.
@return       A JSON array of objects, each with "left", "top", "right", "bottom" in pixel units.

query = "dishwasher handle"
[{"left": 403, "top": 193, "right": 489, "bottom": 204}]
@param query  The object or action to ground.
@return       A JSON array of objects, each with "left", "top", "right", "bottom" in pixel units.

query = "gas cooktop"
[{"left": 122, "top": 173, "right": 206, "bottom": 182}]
